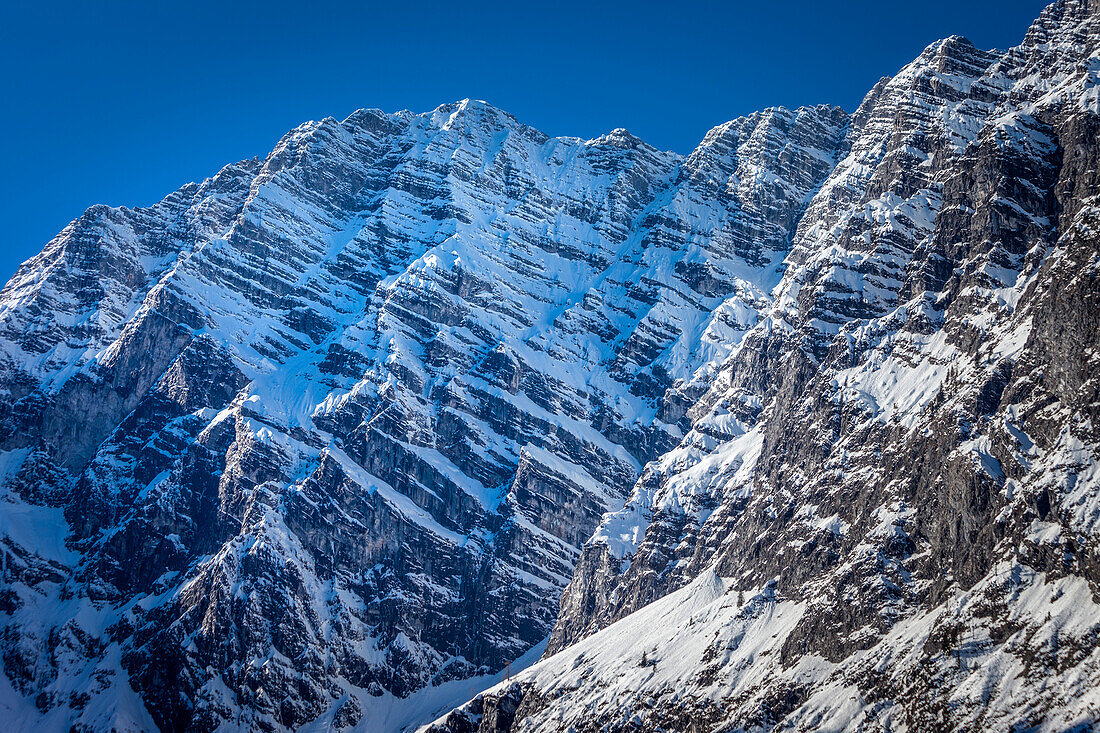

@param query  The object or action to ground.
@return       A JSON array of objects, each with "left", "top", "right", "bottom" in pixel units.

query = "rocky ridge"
[
  {"left": 430, "top": 1, "right": 1100, "bottom": 731},
  {"left": 0, "top": 88, "right": 847, "bottom": 729},
  {"left": 1, "top": 2, "right": 1099, "bottom": 731}
]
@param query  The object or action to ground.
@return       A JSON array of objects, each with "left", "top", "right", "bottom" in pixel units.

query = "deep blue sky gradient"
[{"left": 0, "top": 0, "right": 1048, "bottom": 282}]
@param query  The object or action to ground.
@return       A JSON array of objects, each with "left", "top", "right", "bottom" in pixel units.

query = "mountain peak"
[{"left": 1, "top": 3, "right": 1098, "bottom": 732}]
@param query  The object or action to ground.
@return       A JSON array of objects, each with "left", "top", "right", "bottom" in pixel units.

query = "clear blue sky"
[{"left": 0, "top": 0, "right": 1047, "bottom": 282}]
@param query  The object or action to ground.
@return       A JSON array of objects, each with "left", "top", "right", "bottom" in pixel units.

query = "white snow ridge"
[{"left": 2, "top": 2, "right": 1100, "bottom": 732}]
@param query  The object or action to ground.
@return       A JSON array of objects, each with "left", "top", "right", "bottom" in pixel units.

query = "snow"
[
  {"left": 0, "top": 450, "right": 75, "bottom": 566},
  {"left": 324, "top": 445, "right": 469, "bottom": 546},
  {"left": 425, "top": 571, "right": 809, "bottom": 731},
  {"left": 0, "top": 6, "right": 1097, "bottom": 729},
  {"left": 430, "top": 561, "right": 1100, "bottom": 733},
  {"left": 303, "top": 639, "right": 548, "bottom": 733},
  {"left": 594, "top": 425, "right": 763, "bottom": 560}
]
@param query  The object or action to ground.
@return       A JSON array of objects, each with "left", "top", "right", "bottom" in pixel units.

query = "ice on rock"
[{"left": 3, "top": 2, "right": 1100, "bottom": 731}]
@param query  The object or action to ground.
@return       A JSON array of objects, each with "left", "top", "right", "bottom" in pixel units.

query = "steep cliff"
[
  {"left": 430, "top": 1, "right": 1100, "bottom": 731},
  {"left": 2, "top": 2, "right": 1099, "bottom": 732},
  {"left": 0, "top": 95, "right": 848, "bottom": 730}
]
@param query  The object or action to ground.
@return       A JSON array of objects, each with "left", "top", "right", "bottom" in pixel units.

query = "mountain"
[
  {"left": 428, "top": 2, "right": 1100, "bottom": 731},
  {"left": 1, "top": 2, "right": 1099, "bottom": 732}
]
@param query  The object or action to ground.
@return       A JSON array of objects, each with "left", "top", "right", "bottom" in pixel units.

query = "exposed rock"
[
  {"left": 2, "top": 3, "right": 1099, "bottom": 731},
  {"left": 0, "top": 95, "right": 847, "bottom": 730}
]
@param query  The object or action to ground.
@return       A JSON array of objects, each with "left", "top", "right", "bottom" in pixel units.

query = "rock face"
[
  {"left": 0, "top": 84, "right": 848, "bottom": 729},
  {"left": 2, "top": 3, "right": 1099, "bottom": 732},
  {"left": 427, "top": 1, "right": 1100, "bottom": 732}
]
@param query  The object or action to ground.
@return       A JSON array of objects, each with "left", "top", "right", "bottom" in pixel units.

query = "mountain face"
[
  {"left": 428, "top": 2, "right": 1100, "bottom": 731},
  {"left": 1, "top": 2, "right": 1098, "bottom": 732},
  {"left": 0, "top": 90, "right": 849, "bottom": 730}
]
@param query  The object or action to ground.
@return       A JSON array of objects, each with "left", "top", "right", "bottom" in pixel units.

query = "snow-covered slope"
[
  {"left": 3, "top": 2, "right": 1100, "bottom": 731},
  {"left": 430, "top": 566, "right": 1100, "bottom": 732},
  {"left": 426, "top": 2, "right": 1100, "bottom": 731},
  {"left": 0, "top": 90, "right": 847, "bottom": 729}
]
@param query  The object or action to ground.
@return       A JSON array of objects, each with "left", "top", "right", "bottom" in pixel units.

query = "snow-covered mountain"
[
  {"left": 430, "top": 2, "right": 1100, "bottom": 731},
  {"left": 2, "top": 1, "right": 1099, "bottom": 731}
]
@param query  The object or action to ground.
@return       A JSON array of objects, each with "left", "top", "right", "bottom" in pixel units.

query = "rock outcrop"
[
  {"left": 3, "top": 3, "right": 1100, "bottom": 731},
  {"left": 0, "top": 93, "right": 848, "bottom": 730},
  {"left": 431, "top": 2, "right": 1100, "bottom": 731}
]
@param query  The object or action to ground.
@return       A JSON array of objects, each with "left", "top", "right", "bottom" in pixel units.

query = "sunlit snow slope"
[
  {"left": 432, "top": 1, "right": 1100, "bottom": 731},
  {"left": 3, "top": 2, "right": 1100, "bottom": 732},
  {"left": 0, "top": 93, "right": 846, "bottom": 730}
]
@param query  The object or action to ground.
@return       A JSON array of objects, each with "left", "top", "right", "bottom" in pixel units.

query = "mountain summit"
[{"left": 1, "top": 2, "right": 1099, "bottom": 731}]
